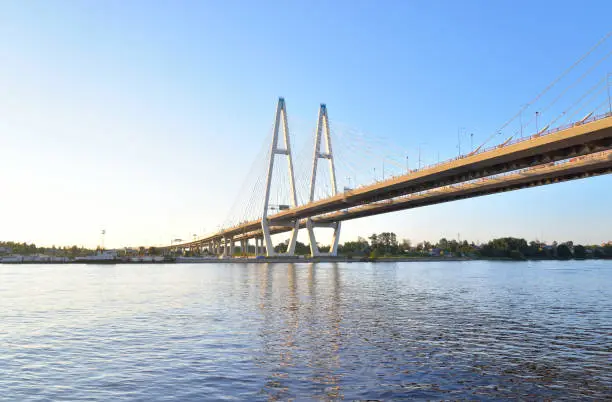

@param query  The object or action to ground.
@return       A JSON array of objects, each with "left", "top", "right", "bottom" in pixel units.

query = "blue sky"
[{"left": 0, "top": 1, "right": 611, "bottom": 248}]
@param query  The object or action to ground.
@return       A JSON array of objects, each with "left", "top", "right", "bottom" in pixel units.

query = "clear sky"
[{"left": 1, "top": 1, "right": 611, "bottom": 249}]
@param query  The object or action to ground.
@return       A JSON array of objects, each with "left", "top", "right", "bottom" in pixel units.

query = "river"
[{"left": 0, "top": 261, "right": 610, "bottom": 400}]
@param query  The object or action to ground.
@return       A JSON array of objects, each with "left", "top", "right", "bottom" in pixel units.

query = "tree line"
[
  {"left": 277, "top": 233, "right": 612, "bottom": 260},
  {"left": 0, "top": 241, "right": 95, "bottom": 258},
  {"left": 0, "top": 242, "right": 165, "bottom": 257},
  {"left": 3, "top": 235, "right": 611, "bottom": 260}
]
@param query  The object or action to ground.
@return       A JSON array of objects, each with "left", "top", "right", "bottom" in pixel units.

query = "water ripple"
[{"left": 0, "top": 261, "right": 610, "bottom": 400}]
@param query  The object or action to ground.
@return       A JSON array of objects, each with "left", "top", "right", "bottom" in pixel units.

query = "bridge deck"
[
  {"left": 168, "top": 113, "right": 612, "bottom": 249},
  {"left": 229, "top": 150, "right": 612, "bottom": 241}
]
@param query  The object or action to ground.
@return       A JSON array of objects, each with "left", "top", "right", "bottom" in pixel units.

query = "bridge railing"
[
  {"left": 417, "top": 111, "right": 612, "bottom": 173},
  {"left": 337, "top": 111, "right": 612, "bottom": 197},
  {"left": 317, "top": 149, "right": 612, "bottom": 220}
]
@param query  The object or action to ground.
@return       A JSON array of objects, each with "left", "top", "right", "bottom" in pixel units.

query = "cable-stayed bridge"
[
  {"left": 165, "top": 34, "right": 612, "bottom": 257},
  {"left": 165, "top": 101, "right": 612, "bottom": 257}
]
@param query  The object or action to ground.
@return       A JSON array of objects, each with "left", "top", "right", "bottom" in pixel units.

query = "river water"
[{"left": 0, "top": 261, "right": 610, "bottom": 400}]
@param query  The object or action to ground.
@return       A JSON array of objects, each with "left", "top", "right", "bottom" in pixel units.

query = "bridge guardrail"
[
  {"left": 312, "top": 149, "right": 612, "bottom": 220},
  {"left": 336, "top": 111, "right": 612, "bottom": 195}
]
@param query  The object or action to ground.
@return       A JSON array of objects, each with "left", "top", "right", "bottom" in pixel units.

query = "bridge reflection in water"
[
  {"left": 256, "top": 264, "right": 343, "bottom": 400},
  {"left": 232, "top": 262, "right": 611, "bottom": 400}
]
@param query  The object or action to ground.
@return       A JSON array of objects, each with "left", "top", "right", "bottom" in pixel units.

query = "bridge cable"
[
  {"left": 521, "top": 48, "right": 612, "bottom": 132},
  {"left": 546, "top": 77, "right": 608, "bottom": 128},
  {"left": 475, "top": 30, "right": 612, "bottom": 149},
  {"left": 564, "top": 80, "right": 610, "bottom": 123}
]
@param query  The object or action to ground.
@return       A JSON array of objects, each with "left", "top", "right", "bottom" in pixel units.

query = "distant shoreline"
[{"left": 2, "top": 256, "right": 611, "bottom": 265}]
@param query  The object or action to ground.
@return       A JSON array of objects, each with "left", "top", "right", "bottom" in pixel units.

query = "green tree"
[
  {"left": 274, "top": 241, "right": 310, "bottom": 255},
  {"left": 573, "top": 245, "right": 586, "bottom": 259},
  {"left": 339, "top": 238, "right": 369, "bottom": 256},
  {"left": 437, "top": 238, "right": 449, "bottom": 251},
  {"left": 479, "top": 237, "right": 529, "bottom": 259},
  {"left": 274, "top": 242, "right": 288, "bottom": 253},
  {"left": 368, "top": 234, "right": 379, "bottom": 249},
  {"left": 556, "top": 244, "right": 572, "bottom": 260},
  {"left": 400, "top": 238, "right": 412, "bottom": 251},
  {"left": 295, "top": 241, "right": 310, "bottom": 255}
]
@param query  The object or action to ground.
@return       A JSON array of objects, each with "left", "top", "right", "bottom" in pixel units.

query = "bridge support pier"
[
  {"left": 261, "top": 98, "right": 300, "bottom": 257},
  {"left": 307, "top": 220, "right": 341, "bottom": 257},
  {"left": 222, "top": 237, "right": 230, "bottom": 257},
  {"left": 307, "top": 103, "right": 341, "bottom": 257},
  {"left": 255, "top": 237, "right": 263, "bottom": 256}
]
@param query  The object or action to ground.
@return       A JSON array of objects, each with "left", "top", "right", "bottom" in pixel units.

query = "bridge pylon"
[
  {"left": 261, "top": 97, "right": 300, "bottom": 257},
  {"left": 307, "top": 103, "right": 341, "bottom": 257}
]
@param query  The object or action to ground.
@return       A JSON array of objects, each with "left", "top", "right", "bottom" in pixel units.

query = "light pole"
[
  {"left": 406, "top": 155, "right": 409, "bottom": 172},
  {"left": 519, "top": 105, "right": 526, "bottom": 138},
  {"left": 457, "top": 127, "right": 464, "bottom": 156},
  {"left": 535, "top": 111, "right": 540, "bottom": 134},
  {"left": 607, "top": 72, "right": 611, "bottom": 115},
  {"left": 417, "top": 142, "right": 427, "bottom": 169}
]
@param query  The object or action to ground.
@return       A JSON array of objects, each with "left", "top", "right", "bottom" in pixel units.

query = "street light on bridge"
[{"left": 607, "top": 72, "right": 611, "bottom": 114}]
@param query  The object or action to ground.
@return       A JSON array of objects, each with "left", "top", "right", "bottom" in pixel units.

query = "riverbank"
[
  {"left": 0, "top": 256, "right": 469, "bottom": 264},
  {"left": 3, "top": 255, "right": 609, "bottom": 264}
]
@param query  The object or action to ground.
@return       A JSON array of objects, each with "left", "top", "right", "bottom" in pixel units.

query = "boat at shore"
[
  {"left": 75, "top": 250, "right": 118, "bottom": 263},
  {"left": 0, "top": 255, "right": 70, "bottom": 263},
  {"left": 128, "top": 256, "right": 165, "bottom": 263}
]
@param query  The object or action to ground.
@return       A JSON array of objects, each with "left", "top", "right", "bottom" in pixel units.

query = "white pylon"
[
  {"left": 307, "top": 104, "right": 341, "bottom": 257},
  {"left": 261, "top": 98, "right": 300, "bottom": 257}
]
